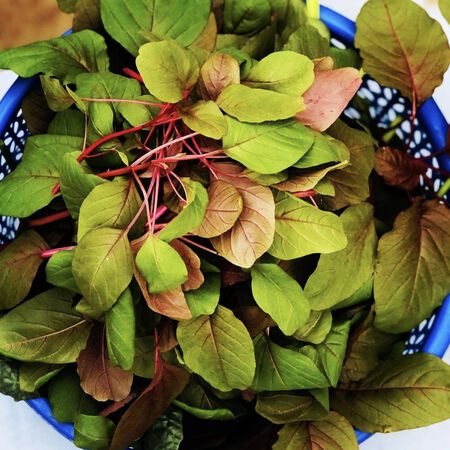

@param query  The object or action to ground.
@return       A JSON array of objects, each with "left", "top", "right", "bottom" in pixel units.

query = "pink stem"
[{"left": 41, "top": 246, "right": 75, "bottom": 259}]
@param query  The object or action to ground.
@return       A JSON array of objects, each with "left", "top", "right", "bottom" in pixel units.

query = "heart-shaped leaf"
[
  {"left": 72, "top": 228, "right": 134, "bottom": 315},
  {"left": 374, "top": 199, "right": 450, "bottom": 333},
  {"left": 296, "top": 68, "right": 362, "bottom": 132},
  {"left": 355, "top": 0, "right": 450, "bottom": 104},
  {"left": 269, "top": 191, "right": 347, "bottom": 260},
  {"left": 211, "top": 163, "right": 275, "bottom": 268},
  {"left": 177, "top": 305, "right": 255, "bottom": 392},
  {"left": 223, "top": 117, "right": 314, "bottom": 174},
  {"left": 136, "top": 41, "right": 200, "bottom": 103}
]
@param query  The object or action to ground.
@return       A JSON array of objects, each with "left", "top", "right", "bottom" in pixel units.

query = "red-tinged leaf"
[
  {"left": 198, "top": 52, "right": 241, "bottom": 101},
  {"left": 77, "top": 325, "right": 133, "bottom": 402},
  {"left": 234, "top": 306, "right": 275, "bottom": 337},
  {"left": 355, "top": 0, "right": 450, "bottom": 104},
  {"left": 0, "top": 230, "right": 49, "bottom": 310},
  {"left": 158, "top": 321, "right": 178, "bottom": 353},
  {"left": 375, "top": 147, "right": 428, "bottom": 191},
  {"left": 195, "top": 179, "right": 243, "bottom": 238},
  {"left": 221, "top": 262, "right": 251, "bottom": 287},
  {"left": 109, "top": 361, "right": 190, "bottom": 450},
  {"left": 170, "top": 239, "right": 204, "bottom": 291},
  {"left": 135, "top": 269, "right": 193, "bottom": 321},
  {"left": 296, "top": 68, "right": 362, "bottom": 132},
  {"left": 211, "top": 163, "right": 275, "bottom": 268}
]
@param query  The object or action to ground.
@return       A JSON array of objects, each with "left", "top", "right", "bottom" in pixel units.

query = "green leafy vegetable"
[
  {"left": 0, "top": 31, "right": 109, "bottom": 83},
  {"left": 0, "top": 289, "right": 91, "bottom": 363},
  {"left": 356, "top": 0, "right": 450, "bottom": 104},
  {"left": 177, "top": 305, "right": 255, "bottom": 391},
  {"left": 251, "top": 263, "right": 310, "bottom": 336}
]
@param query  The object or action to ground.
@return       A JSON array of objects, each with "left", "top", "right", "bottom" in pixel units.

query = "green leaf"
[
  {"left": 19, "top": 363, "right": 63, "bottom": 393},
  {"left": 374, "top": 199, "right": 450, "bottom": 333},
  {"left": 325, "top": 120, "right": 375, "bottom": 210},
  {"left": 440, "top": 0, "right": 450, "bottom": 22},
  {"left": 283, "top": 24, "right": 330, "bottom": 59},
  {"left": 0, "top": 357, "right": 34, "bottom": 401},
  {"left": 101, "top": 0, "right": 211, "bottom": 56},
  {"left": 340, "top": 311, "right": 397, "bottom": 384},
  {"left": 136, "top": 235, "right": 188, "bottom": 294},
  {"left": 305, "top": 203, "right": 377, "bottom": 310},
  {"left": 198, "top": 53, "right": 241, "bottom": 101},
  {"left": 60, "top": 153, "right": 107, "bottom": 218},
  {"left": 106, "top": 288, "right": 136, "bottom": 370},
  {"left": 0, "top": 289, "right": 92, "bottom": 363},
  {"left": 132, "top": 336, "right": 156, "bottom": 379},
  {"left": 293, "top": 132, "right": 350, "bottom": 169},
  {"left": 185, "top": 273, "right": 221, "bottom": 318},
  {"left": 274, "top": 162, "right": 348, "bottom": 193},
  {"left": 78, "top": 178, "right": 142, "bottom": 240},
  {"left": 251, "top": 264, "right": 310, "bottom": 336},
  {"left": 194, "top": 180, "right": 243, "bottom": 238},
  {"left": 293, "top": 310, "right": 332, "bottom": 345},
  {"left": 74, "top": 414, "right": 115, "bottom": 450},
  {"left": 48, "top": 368, "right": 99, "bottom": 423},
  {"left": 73, "top": 0, "right": 101, "bottom": 32},
  {"left": 0, "top": 135, "right": 83, "bottom": 217},
  {"left": 251, "top": 334, "right": 329, "bottom": 392},
  {"left": 174, "top": 379, "right": 236, "bottom": 420},
  {"left": 0, "top": 30, "right": 109, "bottom": 83},
  {"left": 75, "top": 72, "right": 142, "bottom": 113},
  {"left": 217, "top": 84, "right": 304, "bottom": 123},
  {"left": 0, "top": 230, "right": 48, "bottom": 310},
  {"left": 135, "top": 407, "right": 183, "bottom": 450},
  {"left": 40, "top": 76, "right": 74, "bottom": 112},
  {"left": 177, "top": 305, "right": 256, "bottom": 392},
  {"left": 72, "top": 228, "right": 134, "bottom": 316},
  {"left": 223, "top": 117, "right": 314, "bottom": 174},
  {"left": 332, "top": 277, "right": 373, "bottom": 310},
  {"left": 223, "top": 0, "right": 271, "bottom": 34},
  {"left": 269, "top": 191, "right": 347, "bottom": 260},
  {"left": 256, "top": 392, "right": 327, "bottom": 424},
  {"left": 355, "top": 0, "right": 450, "bottom": 104},
  {"left": 180, "top": 100, "right": 228, "bottom": 139},
  {"left": 332, "top": 353, "right": 450, "bottom": 433},
  {"left": 211, "top": 163, "right": 275, "bottom": 268},
  {"left": 136, "top": 41, "right": 200, "bottom": 103},
  {"left": 46, "top": 250, "right": 79, "bottom": 293},
  {"left": 158, "top": 178, "right": 208, "bottom": 242},
  {"left": 273, "top": 412, "right": 358, "bottom": 450},
  {"left": 48, "top": 110, "right": 86, "bottom": 137},
  {"left": 245, "top": 51, "right": 314, "bottom": 96},
  {"left": 317, "top": 321, "right": 350, "bottom": 387}
]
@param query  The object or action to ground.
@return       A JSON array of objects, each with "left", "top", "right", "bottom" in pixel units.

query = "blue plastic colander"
[{"left": 0, "top": 5, "right": 449, "bottom": 447}]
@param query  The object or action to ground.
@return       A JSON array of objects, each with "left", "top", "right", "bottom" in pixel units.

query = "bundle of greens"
[{"left": 0, "top": 0, "right": 449, "bottom": 449}]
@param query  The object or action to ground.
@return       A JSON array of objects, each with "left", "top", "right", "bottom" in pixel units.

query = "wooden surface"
[{"left": 0, "top": 0, "right": 72, "bottom": 49}]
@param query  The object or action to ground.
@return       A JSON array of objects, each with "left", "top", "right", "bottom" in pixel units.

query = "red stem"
[
  {"left": 97, "top": 162, "right": 152, "bottom": 179},
  {"left": 28, "top": 211, "right": 71, "bottom": 227},
  {"left": 41, "top": 246, "right": 75, "bottom": 258},
  {"left": 293, "top": 190, "right": 317, "bottom": 198},
  {"left": 123, "top": 68, "right": 144, "bottom": 83}
]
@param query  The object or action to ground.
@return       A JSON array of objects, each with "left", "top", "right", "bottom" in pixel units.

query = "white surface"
[{"left": 0, "top": 1, "right": 449, "bottom": 449}]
